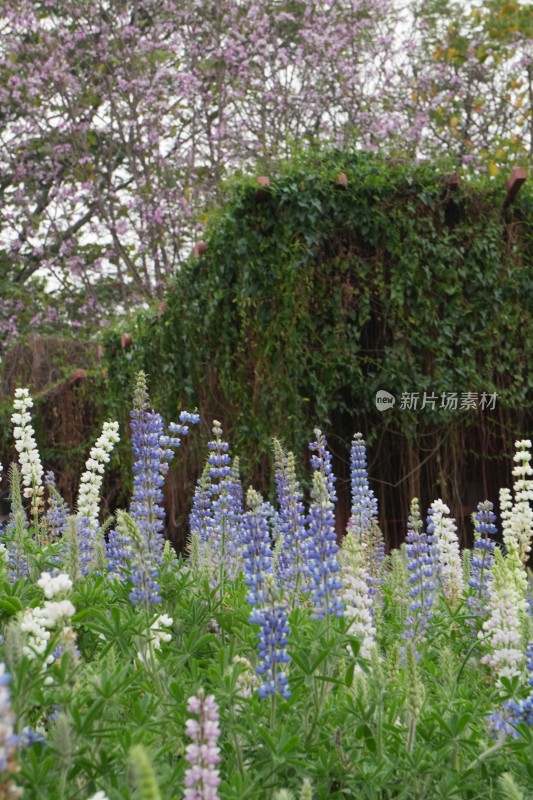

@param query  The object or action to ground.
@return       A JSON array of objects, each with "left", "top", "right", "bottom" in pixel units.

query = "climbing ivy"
[{"left": 104, "top": 149, "right": 533, "bottom": 543}]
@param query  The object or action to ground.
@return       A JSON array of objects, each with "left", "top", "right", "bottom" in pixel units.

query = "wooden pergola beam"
[{"left": 503, "top": 166, "right": 527, "bottom": 209}]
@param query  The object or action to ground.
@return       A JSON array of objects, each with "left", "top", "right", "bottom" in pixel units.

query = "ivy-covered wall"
[{"left": 106, "top": 150, "right": 533, "bottom": 549}]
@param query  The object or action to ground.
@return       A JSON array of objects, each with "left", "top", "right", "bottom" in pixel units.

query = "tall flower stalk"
[
  {"left": 184, "top": 689, "right": 221, "bottom": 800},
  {"left": 428, "top": 500, "right": 463, "bottom": 608},
  {"left": 11, "top": 387, "right": 44, "bottom": 519},
  {"left": 501, "top": 440, "right": 533, "bottom": 566},
  {"left": 469, "top": 501, "right": 497, "bottom": 618},
  {"left": 272, "top": 439, "right": 307, "bottom": 598},
  {"left": 243, "top": 490, "right": 291, "bottom": 702},
  {"left": 129, "top": 372, "right": 198, "bottom": 564},
  {"left": 480, "top": 547, "right": 527, "bottom": 683},
  {"left": 77, "top": 421, "right": 120, "bottom": 528},
  {"left": 404, "top": 499, "right": 436, "bottom": 645},
  {"left": 306, "top": 471, "right": 344, "bottom": 621}
]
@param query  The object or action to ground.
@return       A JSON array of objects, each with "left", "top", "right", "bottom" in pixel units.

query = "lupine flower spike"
[
  {"left": 309, "top": 429, "right": 337, "bottom": 503},
  {"left": 0, "top": 663, "right": 18, "bottom": 772},
  {"left": 306, "top": 470, "right": 344, "bottom": 620},
  {"left": 184, "top": 689, "right": 221, "bottom": 800},
  {"left": 11, "top": 387, "right": 44, "bottom": 517},
  {"left": 501, "top": 440, "right": 533, "bottom": 565},
  {"left": 404, "top": 498, "right": 436, "bottom": 645},
  {"left": 480, "top": 547, "right": 527, "bottom": 683},
  {"left": 427, "top": 500, "right": 463, "bottom": 608},
  {"left": 272, "top": 439, "right": 307, "bottom": 597},
  {"left": 468, "top": 501, "right": 497, "bottom": 618}
]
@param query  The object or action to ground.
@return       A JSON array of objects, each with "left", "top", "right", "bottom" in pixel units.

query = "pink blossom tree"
[{"left": 0, "top": 0, "right": 530, "bottom": 342}]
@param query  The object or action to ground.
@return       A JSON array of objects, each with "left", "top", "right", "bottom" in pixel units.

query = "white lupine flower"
[
  {"left": 428, "top": 500, "right": 463, "bottom": 606},
  {"left": 20, "top": 610, "right": 53, "bottom": 663},
  {"left": 88, "top": 792, "right": 109, "bottom": 800},
  {"left": 37, "top": 572, "right": 73, "bottom": 599},
  {"left": 11, "top": 388, "right": 44, "bottom": 511},
  {"left": 480, "top": 547, "right": 527, "bottom": 683},
  {"left": 501, "top": 440, "right": 533, "bottom": 564},
  {"left": 137, "top": 614, "right": 173, "bottom": 665},
  {"left": 231, "top": 656, "right": 260, "bottom": 700},
  {"left": 76, "top": 421, "right": 120, "bottom": 525},
  {"left": 340, "top": 531, "right": 376, "bottom": 659},
  {"left": 33, "top": 600, "right": 76, "bottom": 629}
]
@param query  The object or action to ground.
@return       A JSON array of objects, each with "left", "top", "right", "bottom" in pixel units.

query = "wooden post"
[
  {"left": 193, "top": 241, "right": 208, "bottom": 257},
  {"left": 255, "top": 176, "right": 270, "bottom": 202}
]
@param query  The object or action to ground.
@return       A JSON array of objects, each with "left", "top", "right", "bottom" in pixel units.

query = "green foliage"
[{"left": 105, "top": 149, "right": 533, "bottom": 491}]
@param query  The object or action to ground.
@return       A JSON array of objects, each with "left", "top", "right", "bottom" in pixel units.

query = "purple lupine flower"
[
  {"left": 306, "top": 471, "right": 344, "bottom": 620},
  {"left": 184, "top": 689, "right": 221, "bottom": 800},
  {"left": 0, "top": 663, "right": 18, "bottom": 772},
  {"left": 74, "top": 515, "right": 95, "bottom": 576},
  {"left": 44, "top": 471, "right": 68, "bottom": 540},
  {"left": 189, "top": 463, "right": 213, "bottom": 544},
  {"left": 251, "top": 575, "right": 291, "bottom": 699},
  {"left": 404, "top": 498, "right": 436, "bottom": 644},
  {"left": 207, "top": 421, "right": 232, "bottom": 484},
  {"left": 4, "top": 465, "right": 30, "bottom": 581},
  {"left": 487, "top": 695, "right": 533, "bottom": 741},
  {"left": 469, "top": 501, "right": 497, "bottom": 617},
  {"left": 117, "top": 511, "right": 162, "bottom": 608},
  {"left": 242, "top": 489, "right": 273, "bottom": 606},
  {"left": 130, "top": 375, "right": 198, "bottom": 565},
  {"left": 309, "top": 428, "right": 337, "bottom": 503},
  {"left": 243, "top": 490, "right": 291, "bottom": 698},
  {"left": 272, "top": 439, "right": 307, "bottom": 595},
  {"left": 347, "top": 433, "right": 384, "bottom": 595},
  {"left": 106, "top": 523, "right": 131, "bottom": 577},
  {"left": 526, "top": 640, "right": 533, "bottom": 689},
  {"left": 350, "top": 433, "right": 378, "bottom": 534},
  {"left": 204, "top": 422, "right": 243, "bottom": 577}
]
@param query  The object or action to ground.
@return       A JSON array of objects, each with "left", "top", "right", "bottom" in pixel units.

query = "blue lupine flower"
[
  {"left": 0, "top": 663, "right": 18, "bottom": 771},
  {"left": 350, "top": 433, "right": 378, "bottom": 533},
  {"left": 125, "top": 374, "right": 198, "bottom": 594},
  {"left": 487, "top": 695, "right": 533, "bottom": 741},
  {"left": 348, "top": 433, "right": 384, "bottom": 591},
  {"left": 404, "top": 499, "right": 436, "bottom": 643},
  {"left": 5, "top": 516, "right": 30, "bottom": 581},
  {"left": 129, "top": 375, "right": 198, "bottom": 566},
  {"left": 20, "top": 727, "right": 46, "bottom": 747},
  {"left": 203, "top": 422, "right": 243, "bottom": 577},
  {"left": 306, "top": 471, "right": 344, "bottom": 620},
  {"left": 44, "top": 471, "right": 68, "bottom": 540},
  {"left": 106, "top": 523, "right": 131, "bottom": 576},
  {"left": 207, "top": 421, "right": 232, "bottom": 484},
  {"left": 189, "top": 463, "right": 213, "bottom": 545},
  {"left": 526, "top": 640, "right": 533, "bottom": 688},
  {"left": 309, "top": 429, "right": 337, "bottom": 503},
  {"left": 272, "top": 439, "right": 307, "bottom": 595},
  {"left": 469, "top": 500, "right": 497, "bottom": 617},
  {"left": 115, "top": 511, "right": 162, "bottom": 607},
  {"left": 251, "top": 579, "right": 291, "bottom": 699},
  {"left": 242, "top": 489, "right": 273, "bottom": 606},
  {"left": 75, "top": 515, "right": 95, "bottom": 576}
]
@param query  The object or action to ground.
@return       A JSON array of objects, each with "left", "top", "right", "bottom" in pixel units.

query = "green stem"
[
  {"left": 407, "top": 716, "right": 417, "bottom": 753},
  {"left": 465, "top": 739, "right": 505, "bottom": 771},
  {"left": 270, "top": 692, "right": 276, "bottom": 729},
  {"left": 455, "top": 633, "right": 489, "bottom": 691}
]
